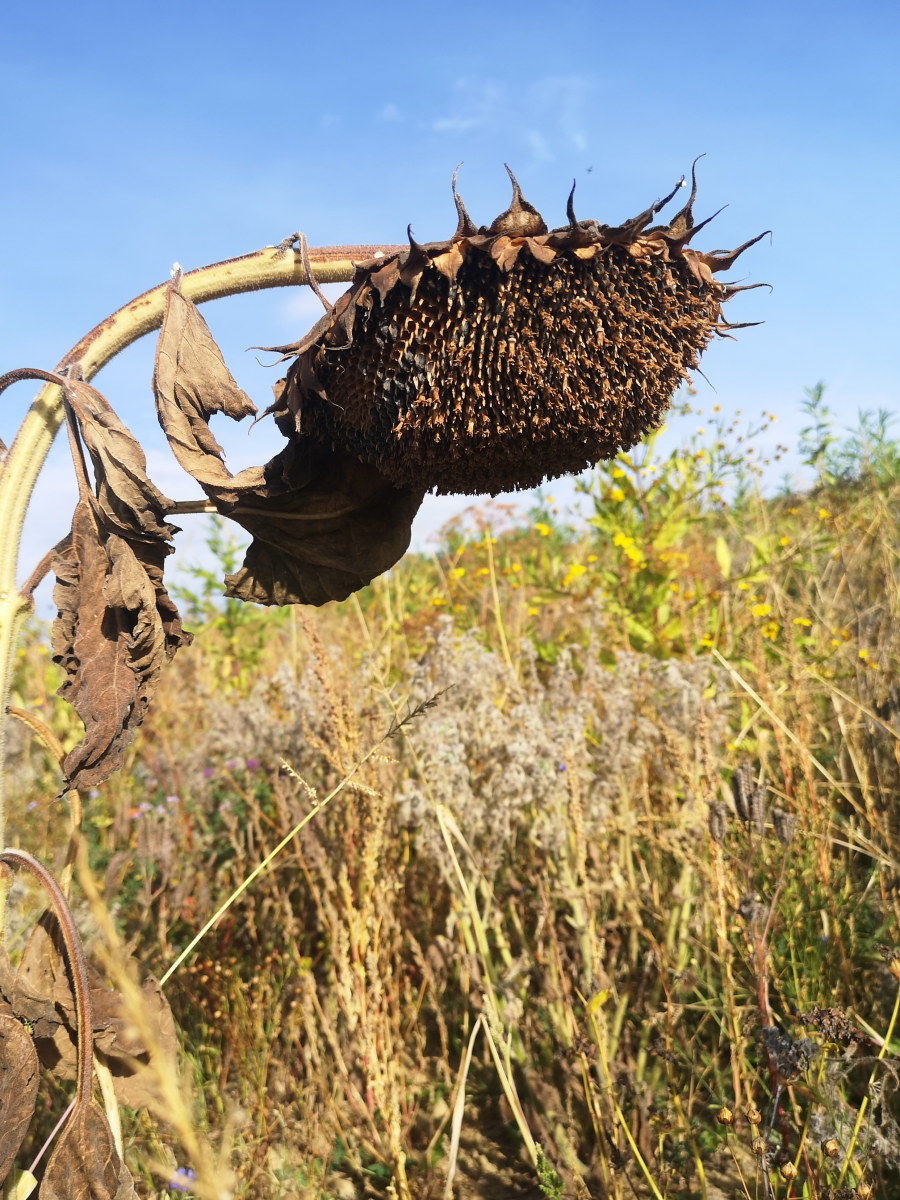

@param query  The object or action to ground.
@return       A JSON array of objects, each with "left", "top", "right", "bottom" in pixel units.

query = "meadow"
[{"left": 5, "top": 388, "right": 900, "bottom": 1200}]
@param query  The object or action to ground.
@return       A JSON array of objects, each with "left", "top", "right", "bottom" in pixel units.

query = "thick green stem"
[{"left": 0, "top": 239, "right": 400, "bottom": 921}]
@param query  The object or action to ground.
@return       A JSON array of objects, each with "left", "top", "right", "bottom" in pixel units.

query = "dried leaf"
[
  {"left": 0, "top": 1015, "right": 39, "bottom": 1185},
  {"left": 51, "top": 500, "right": 184, "bottom": 790},
  {"left": 95, "top": 977, "right": 177, "bottom": 1110},
  {"left": 151, "top": 290, "right": 424, "bottom": 606},
  {"left": 7, "top": 913, "right": 175, "bottom": 1107},
  {"left": 0, "top": 944, "right": 60, "bottom": 1032},
  {"left": 39, "top": 1102, "right": 134, "bottom": 1200},
  {"left": 62, "top": 380, "right": 176, "bottom": 543},
  {"left": 153, "top": 284, "right": 265, "bottom": 496},
  {"left": 223, "top": 447, "right": 423, "bottom": 606}
]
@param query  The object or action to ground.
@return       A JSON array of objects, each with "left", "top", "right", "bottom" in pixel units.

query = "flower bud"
[
  {"left": 716, "top": 1106, "right": 734, "bottom": 1126},
  {"left": 823, "top": 1138, "right": 841, "bottom": 1159},
  {"left": 780, "top": 1161, "right": 798, "bottom": 1182}
]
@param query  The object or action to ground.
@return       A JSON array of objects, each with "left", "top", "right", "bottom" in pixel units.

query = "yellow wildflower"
[{"left": 751, "top": 603, "right": 773, "bottom": 618}]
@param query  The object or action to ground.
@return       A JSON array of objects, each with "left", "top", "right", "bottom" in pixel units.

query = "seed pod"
[
  {"left": 708, "top": 801, "right": 729, "bottom": 844},
  {"left": 823, "top": 1138, "right": 841, "bottom": 1159},
  {"left": 771, "top": 807, "right": 797, "bottom": 846},
  {"left": 715, "top": 1106, "right": 734, "bottom": 1126},
  {"left": 856, "top": 1181, "right": 873, "bottom": 1199},
  {"left": 780, "top": 1162, "right": 798, "bottom": 1182},
  {"left": 750, "top": 770, "right": 767, "bottom": 837},
  {"left": 267, "top": 163, "right": 768, "bottom": 497},
  {"left": 752, "top": 1138, "right": 767, "bottom": 1156},
  {"left": 731, "top": 760, "right": 753, "bottom": 823},
  {"left": 746, "top": 1107, "right": 762, "bottom": 1125}
]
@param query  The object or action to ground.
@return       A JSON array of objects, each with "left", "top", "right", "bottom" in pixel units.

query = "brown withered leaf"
[
  {"left": 8, "top": 912, "right": 176, "bottom": 1109},
  {"left": 153, "top": 282, "right": 266, "bottom": 498},
  {"left": 51, "top": 498, "right": 187, "bottom": 791},
  {"left": 62, "top": 379, "right": 177, "bottom": 543},
  {"left": 0, "top": 1014, "right": 39, "bottom": 1185},
  {"left": 152, "top": 287, "right": 424, "bottom": 606},
  {"left": 222, "top": 443, "right": 424, "bottom": 606},
  {"left": 40, "top": 1102, "right": 135, "bottom": 1200},
  {"left": 0, "top": 943, "right": 60, "bottom": 1032}
]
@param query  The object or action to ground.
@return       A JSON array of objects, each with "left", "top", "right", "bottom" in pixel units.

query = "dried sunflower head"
[{"left": 268, "top": 161, "right": 769, "bottom": 496}]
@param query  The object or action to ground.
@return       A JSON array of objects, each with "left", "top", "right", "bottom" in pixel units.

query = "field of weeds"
[{"left": 6, "top": 391, "right": 900, "bottom": 1200}]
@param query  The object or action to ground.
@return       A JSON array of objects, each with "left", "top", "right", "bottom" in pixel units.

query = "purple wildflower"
[
  {"left": 246, "top": 758, "right": 260, "bottom": 771},
  {"left": 203, "top": 768, "right": 214, "bottom": 778},
  {"left": 169, "top": 1167, "right": 195, "bottom": 1192},
  {"left": 166, "top": 794, "right": 180, "bottom": 805},
  {"left": 26, "top": 800, "right": 38, "bottom": 812}
]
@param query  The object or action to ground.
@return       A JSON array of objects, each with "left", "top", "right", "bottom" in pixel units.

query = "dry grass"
[{"left": 6, "top": 398, "right": 900, "bottom": 1199}]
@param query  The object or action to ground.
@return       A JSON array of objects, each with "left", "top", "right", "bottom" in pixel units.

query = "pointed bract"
[
  {"left": 489, "top": 165, "right": 548, "bottom": 237},
  {"left": 452, "top": 164, "right": 477, "bottom": 238}
]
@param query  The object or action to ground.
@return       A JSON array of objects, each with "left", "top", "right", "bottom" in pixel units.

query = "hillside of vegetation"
[{"left": 6, "top": 391, "right": 900, "bottom": 1200}]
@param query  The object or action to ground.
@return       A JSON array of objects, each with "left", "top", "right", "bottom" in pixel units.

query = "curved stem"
[
  {"left": 0, "top": 239, "right": 401, "bottom": 922},
  {"left": 0, "top": 848, "right": 93, "bottom": 1109}
]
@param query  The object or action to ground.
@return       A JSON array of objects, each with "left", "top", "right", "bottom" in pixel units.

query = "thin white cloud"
[{"left": 428, "top": 74, "right": 595, "bottom": 164}]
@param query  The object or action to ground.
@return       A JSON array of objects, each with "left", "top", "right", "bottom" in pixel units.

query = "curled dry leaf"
[
  {"left": 153, "top": 284, "right": 424, "bottom": 607},
  {"left": 0, "top": 366, "right": 191, "bottom": 792},
  {"left": 51, "top": 499, "right": 189, "bottom": 791},
  {"left": 1, "top": 911, "right": 177, "bottom": 1110},
  {"left": 0, "top": 1014, "right": 40, "bottom": 1187},
  {"left": 223, "top": 443, "right": 424, "bottom": 606},
  {"left": 61, "top": 379, "right": 177, "bottom": 543},
  {"left": 40, "top": 1097, "right": 135, "bottom": 1200},
  {"left": 0, "top": 852, "right": 137, "bottom": 1200},
  {"left": 153, "top": 285, "right": 265, "bottom": 499}
]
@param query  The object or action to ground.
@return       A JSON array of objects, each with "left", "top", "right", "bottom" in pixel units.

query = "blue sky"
[{"left": 1, "top": 0, "right": 898, "bottom": 594}]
